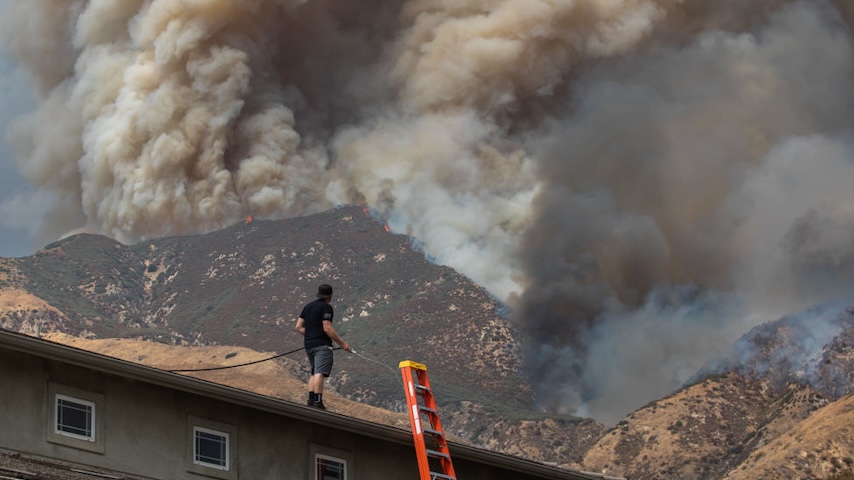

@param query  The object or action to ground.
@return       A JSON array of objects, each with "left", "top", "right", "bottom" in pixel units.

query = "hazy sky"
[{"left": 0, "top": 0, "right": 42, "bottom": 258}]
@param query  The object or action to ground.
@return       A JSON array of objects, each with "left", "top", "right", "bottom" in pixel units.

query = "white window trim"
[
  {"left": 187, "top": 415, "right": 237, "bottom": 480},
  {"left": 310, "top": 444, "right": 353, "bottom": 480},
  {"left": 55, "top": 394, "right": 96, "bottom": 442},
  {"left": 315, "top": 453, "right": 348, "bottom": 480},
  {"left": 46, "top": 383, "right": 105, "bottom": 454},
  {"left": 193, "top": 426, "right": 230, "bottom": 471}
]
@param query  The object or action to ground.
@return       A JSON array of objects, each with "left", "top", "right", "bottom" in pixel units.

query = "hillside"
[
  {"left": 0, "top": 206, "right": 602, "bottom": 467},
  {"left": 4, "top": 207, "right": 854, "bottom": 479},
  {"left": 582, "top": 374, "right": 834, "bottom": 479},
  {"left": 2, "top": 207, "right": 527, "bottom": 406}
]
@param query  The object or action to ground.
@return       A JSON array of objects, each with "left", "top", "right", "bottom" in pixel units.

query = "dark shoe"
[
  {"left": 307, "top": 398, "right": 314, "bottom": 407},
  {"left": 312, "top": 400, "right": 327, "bottom": 410}
]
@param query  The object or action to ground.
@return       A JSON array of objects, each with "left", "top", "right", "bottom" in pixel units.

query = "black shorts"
[{"left": 307, "top": 345, "right": 334, "bottom": 377}]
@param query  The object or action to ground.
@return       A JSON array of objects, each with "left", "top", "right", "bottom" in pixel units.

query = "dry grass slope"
[
  {"left": 42, "top": 333, "right": 411, "bottom": 430},
  {"left": 724, "top": 393, "right": 854, "bottom": 479}
]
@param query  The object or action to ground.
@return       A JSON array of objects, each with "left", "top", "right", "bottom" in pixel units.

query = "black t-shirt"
[{"left": 300, "top": 299, "right": 334, "bottom": 349}]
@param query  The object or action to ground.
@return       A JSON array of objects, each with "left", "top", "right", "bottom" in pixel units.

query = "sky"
[
  {"left": 0, "top": 0, "right": 41, "bottom": 258},
  {"left": 1, "top": 0, "right": 853, "bottom": 425}
]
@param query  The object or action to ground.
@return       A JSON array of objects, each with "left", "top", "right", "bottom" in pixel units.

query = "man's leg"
[
  {"left": 308, "top": 374, "right": 327, "bottom": 409},
  {"left": 307, "top": 347, "right": 320, "bottom": 405},
  {"left": 309, "top": 373, "right": 325, "bottom": 394},
  {"left": 310, "top": 348, "right": 333, "bottom": 409}
]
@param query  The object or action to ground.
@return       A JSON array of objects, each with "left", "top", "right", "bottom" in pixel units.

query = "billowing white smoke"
[{"left": 2, "top": 0, "right": 853, "bottom": 424}]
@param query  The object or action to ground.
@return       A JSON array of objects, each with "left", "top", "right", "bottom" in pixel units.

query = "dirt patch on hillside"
[{"left": 0, "top": 288, "right": 58, "bottom": 312}]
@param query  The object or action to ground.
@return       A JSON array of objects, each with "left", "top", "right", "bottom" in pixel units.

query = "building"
[{"left": 0, "top": 329, "right": 615, "bottom": 480}]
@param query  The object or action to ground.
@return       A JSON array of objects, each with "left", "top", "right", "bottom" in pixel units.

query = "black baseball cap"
[{"left": 317, "top": 284, "right": 333, "bottom": 298}]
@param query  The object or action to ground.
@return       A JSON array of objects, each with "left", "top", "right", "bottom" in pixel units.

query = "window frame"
[
  {"left": 46, "top": 383, "right": 105, "bottom": 453},
  {"left": 193, "top": 426, "right": 230, "bottom": 471},
  {"left": 55, "top": 394, "right": 96, "bottom": 442},
  {"left": 186, "top": 416, "right": 237, "bottom": 480},
  {"left": 310, "top": 444, "right": 353, "bottom": 480}
]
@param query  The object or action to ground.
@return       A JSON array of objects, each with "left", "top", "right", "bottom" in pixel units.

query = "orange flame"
[
  {"left": 246, "top": 215, "right": 253, "bottom": 224},
  {"left": 384, "top": 225, "right": 390, "bottom": 233}
]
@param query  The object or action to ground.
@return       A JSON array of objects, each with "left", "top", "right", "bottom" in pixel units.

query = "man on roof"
[{"left": 295, "top": 283, "right": 352, "bottom": 410}]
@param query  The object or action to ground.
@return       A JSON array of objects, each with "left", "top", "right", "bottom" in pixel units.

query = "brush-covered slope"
[{"left": 2, "top": 206, "right": 527, "bottom": 405}]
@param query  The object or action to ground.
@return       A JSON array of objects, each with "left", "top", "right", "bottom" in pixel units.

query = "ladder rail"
[{"left": 400, "top": 360, "right": 458, "bottom": 480}]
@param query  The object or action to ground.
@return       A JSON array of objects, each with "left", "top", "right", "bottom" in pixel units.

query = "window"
[
  {"left": 55, "top": 394, "right": 95, "bottom": 442},
  {"left": 315, "top": 453, "right": 347, "bottom": 480},
  {"left": 310, "top": 445, "right": 352, "bottom": 480},
  {"left": 46, "top": 383, "right": 104, "bottom": 453},
  {"left": 194, "top": 426, "right": 229, "bottom": 470},
  {"left": 187, "top": 416, "right": 237, "bottom": 480}
]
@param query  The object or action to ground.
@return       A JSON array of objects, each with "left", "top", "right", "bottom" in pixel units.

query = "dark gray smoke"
[
  {"left": 517, "top": 1, "right": 854, "bottom": 422},
  {"left": 2, "top": 0, "right": 853, "bottom": 424}
]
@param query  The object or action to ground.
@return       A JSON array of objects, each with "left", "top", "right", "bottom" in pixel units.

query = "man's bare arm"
[
  {"left": 295, "top": 317, "right": 306, "bottom": 335},
  {"left": 323, "top": 320, "right": 351, "bottom": 352}
]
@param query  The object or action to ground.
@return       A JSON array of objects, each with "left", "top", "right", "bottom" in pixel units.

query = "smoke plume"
[{"left": 2, "top": 0, "right": 853, "bottom": 423}]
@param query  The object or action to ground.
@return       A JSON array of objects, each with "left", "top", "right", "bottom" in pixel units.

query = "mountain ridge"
[{"left": 4, "top": 206, "right": 854, "bottom": 479}]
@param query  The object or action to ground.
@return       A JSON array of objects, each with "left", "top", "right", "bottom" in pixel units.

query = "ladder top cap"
[{"left": 399, "top": 360, "right": 427, "bottom": 370}]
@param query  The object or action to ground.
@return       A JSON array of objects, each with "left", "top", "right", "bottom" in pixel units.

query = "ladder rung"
[
  {"left": 423, "top": 427, "right": 445, "bottom": 437},
  {"left": 430, "top": 472, "right": 456, "bottom": 480},
  {"left": 426, "top": 449, "right": 450, "bottom": 460},
  {"left": 419, "top": 405, "right": 438, "bottom": 414},
  {"left": 416, "top": 384, "right": 432, "bottom": 393}
]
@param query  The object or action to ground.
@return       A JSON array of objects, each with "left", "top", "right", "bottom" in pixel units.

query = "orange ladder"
[{"left": 399, "top": 360, "right": 457, "bottom": 480}]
